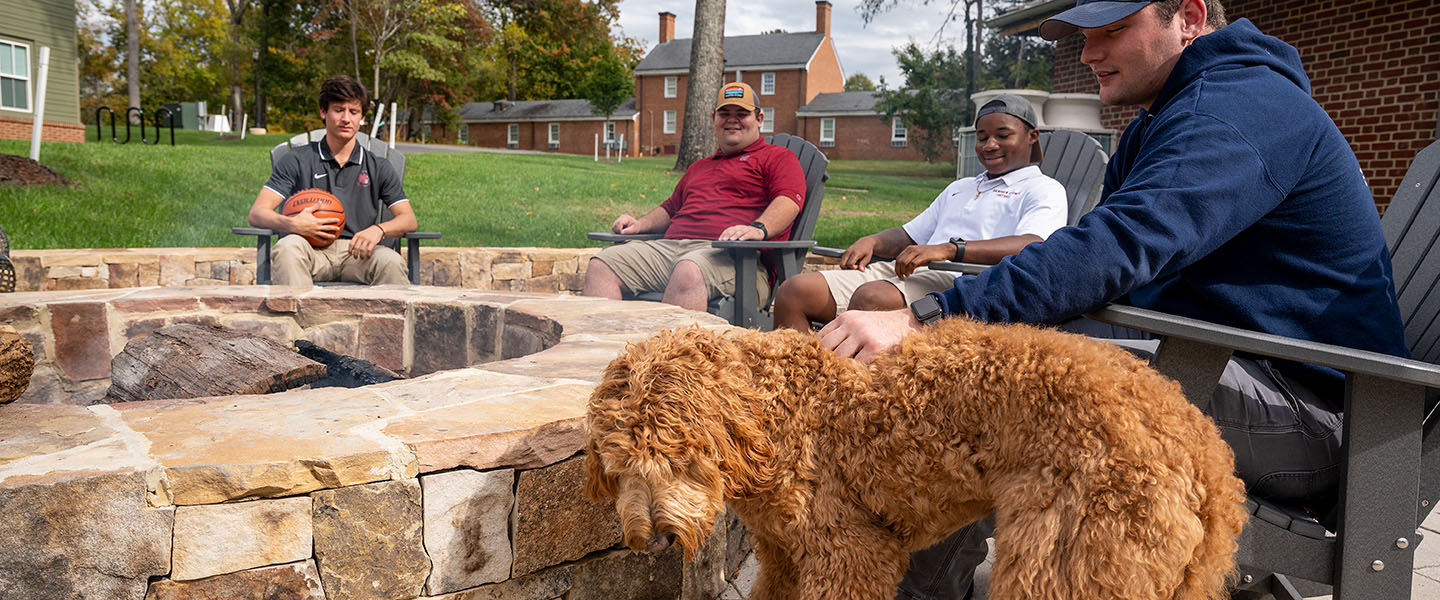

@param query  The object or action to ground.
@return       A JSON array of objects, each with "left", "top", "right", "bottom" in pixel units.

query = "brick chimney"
[
  {"left": 815, "top": 1, "right": 831, "bottom": 36},
  {"left": 659, "top": 12, "right": 676, "bottom": 43}
]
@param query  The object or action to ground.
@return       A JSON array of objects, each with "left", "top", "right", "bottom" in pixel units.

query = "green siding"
[{"left": 0, "top": 0, "right": 80, "bottom": 125}]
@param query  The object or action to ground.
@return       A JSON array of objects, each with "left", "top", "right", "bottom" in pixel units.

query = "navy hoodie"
[{"left": 933, "top": 19, "right": 1409, "bottom": 389}]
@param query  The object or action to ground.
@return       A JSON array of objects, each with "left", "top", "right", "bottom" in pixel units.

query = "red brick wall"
[
  {"left": 733, "top": 70, "right": 805, "bottom": 136},
  {"left": 1051, "top": 0, "right": 1440, "bottom": 210},
  {"left": 636, "top": 73, "right": 690, "bottom": 154},
  {"left": 0, "top": 116, "right": 87, "bottom": 143},
  {"left": 796, "top": 115, "right": 955, "bottom": 162},
  {"left": 804, "top": 37, "right": 847, "bottom": 105},
  {"left": 637, "top": 66, "right": 829, "bottom": 155},
  {"left": 463, "top": 120, "right": 638, "bottom": 156}
]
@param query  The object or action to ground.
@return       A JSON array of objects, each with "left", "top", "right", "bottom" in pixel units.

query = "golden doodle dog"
[{"left": 584, "top": 318, "right": 1247, "bottom": 600}]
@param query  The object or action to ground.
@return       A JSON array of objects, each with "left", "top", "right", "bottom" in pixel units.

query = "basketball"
[{"left": 281, "top": 188, "right": 345, "bottom": 247}]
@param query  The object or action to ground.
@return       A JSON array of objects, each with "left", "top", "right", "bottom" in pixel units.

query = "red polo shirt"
[{"left": 660, "top": 139, "right": 806, "bottom": 241}]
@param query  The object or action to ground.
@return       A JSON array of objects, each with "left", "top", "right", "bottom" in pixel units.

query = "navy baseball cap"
[{"left": 1039, "top": 0, "right": 1156, "bottom": 41}]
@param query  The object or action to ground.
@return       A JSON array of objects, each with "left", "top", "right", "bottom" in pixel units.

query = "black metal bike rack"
[{"left": 91, "top": 106, "right": 176, "bottom": 146}]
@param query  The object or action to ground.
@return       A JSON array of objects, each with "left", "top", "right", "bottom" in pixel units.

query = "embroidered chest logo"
[
  {"left": 739, "top": 155, "right": 750, "bottom": 162},
  {"left": 358, "top": 170, "right": 371, "bottom": 187}
]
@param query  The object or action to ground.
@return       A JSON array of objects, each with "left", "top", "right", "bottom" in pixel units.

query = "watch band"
[
  {"left": 949, "top": 236, "right": 967, "bottom": 261},
  {"left": 750, "top": 220, "right": 768, "bottom": 239}
]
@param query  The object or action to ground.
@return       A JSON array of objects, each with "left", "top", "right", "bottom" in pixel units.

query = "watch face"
[{"left": 911, "top": 295, "right": 942, "bottom": 323}]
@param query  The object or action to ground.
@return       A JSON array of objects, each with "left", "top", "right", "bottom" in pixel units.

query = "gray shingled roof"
[
  {"left": 795, "top": 91, "right": 882, "bottom": 115},
  {"left": 634, "top": 32, "right": 826, "bottom": 72},
  {"left": 459, "top": 98, "right": 638, "bottom": 122}
]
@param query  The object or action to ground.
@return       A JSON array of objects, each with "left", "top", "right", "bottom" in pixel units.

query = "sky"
[{"left": 613, "top": 0, "right": 973, "bottom": 87}]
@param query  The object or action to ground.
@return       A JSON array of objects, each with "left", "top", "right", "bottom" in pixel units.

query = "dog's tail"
[{"left": 1174, "top": 434, "right": 1250, "bottom": 600}]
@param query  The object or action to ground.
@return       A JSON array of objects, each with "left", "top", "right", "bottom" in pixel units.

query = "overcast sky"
[{"left": 613, "top": 0, "right": 971, "bottom": 87}]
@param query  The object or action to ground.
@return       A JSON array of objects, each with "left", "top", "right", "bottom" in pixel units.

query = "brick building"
[
  {"left": 989, "top": 0, "right": 1440, "bottom": 211},
  {"left": 1, "top": 0, "right": 84, "bottom": 143},
  {"left": 632, "top": 1, "right": 845, "bottom": 156},
  {"left": 455, "top": 99, "right": 639, "bottom": 155},
  {"left": 794, "top": 91, "right": 954, "bottom": 162}
]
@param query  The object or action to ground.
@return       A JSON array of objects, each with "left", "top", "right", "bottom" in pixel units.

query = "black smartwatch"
[
  {"left": 750, "top": 220, "right": 768, "bottom": 239},
  {"left": 949, "top": 236, "right": 967, "bottom": 261},
  {"left": 909, "top": 294, "right": 944, "bottom": 326}
]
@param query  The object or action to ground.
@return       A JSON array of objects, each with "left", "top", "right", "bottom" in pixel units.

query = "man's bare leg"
[
  {"left": 661, "top": 260, "right": 709, "bottom": 311},
  {"left": 583, "top": 258, "right": 627, "bottom": 299},
  {"left": 772, "top": 272, "right": 838, "bottom": 331}
]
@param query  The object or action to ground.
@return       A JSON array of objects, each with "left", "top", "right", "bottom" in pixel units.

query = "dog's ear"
[{"left": 583, "top": 437, "right": 618, "bottom": 500}]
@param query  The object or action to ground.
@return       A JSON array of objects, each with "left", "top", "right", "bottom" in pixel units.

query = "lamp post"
[{"left": 252, "top": 49, "right": 262, "bottom": 130}]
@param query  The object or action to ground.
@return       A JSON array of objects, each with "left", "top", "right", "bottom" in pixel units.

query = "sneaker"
[{"left": 0, "top": 255, "right": 14, "bottom": 293}]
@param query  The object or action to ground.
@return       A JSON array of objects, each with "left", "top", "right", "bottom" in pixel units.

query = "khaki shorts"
[
  {"left": 594, "top": 239, "right": 771, "bottom": 303},
  {"left": 820, "top": 262, "right": 958, "bottom": 313}
]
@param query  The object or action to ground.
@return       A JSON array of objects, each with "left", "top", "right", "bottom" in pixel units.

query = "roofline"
[
  {"left": 985, "top": 0, "right": 1071, "bottom": 36},
  {"left": 636, "top": 64, "right": 810, "bottom": 76},
  {"left": 462, "top": 113, "right": 639, "bottom": 124},
  {"left": 795, "top": 110, "right": 880, "bottom": 118}
]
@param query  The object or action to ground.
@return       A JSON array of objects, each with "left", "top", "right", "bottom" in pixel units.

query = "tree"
[
  {"left": 582, "top": 48, "right": 635, "bottom": 121},
  {"left": 674, "top": 0, "right": 725, "bottom": 171},
  {"left": 873, "top": 43, "right": 970, "bottom": 163},
  {"left": 844, "top": 73, "right": 876, "bottom": 91}
]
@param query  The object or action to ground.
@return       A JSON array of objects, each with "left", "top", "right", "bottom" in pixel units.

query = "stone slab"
[
  {"left": 383, "top": 383, "right": 590, "bottom": 472},
  {"left": 566, "top": 549, "right": 682, "bottom": 600},
  {"left": 479, "top": 340, "right": 629, "bottom": 384},
  {"left": 412, "top": 302, "right": 468, "bottom": 375},
  {"left": 422, "top": 468, "right": 515, "bottom": 594},
  {"left": 0, "top": 404, "right": 140, "bottom": 481},
  {"left": 144, "top": 559, "right": 325, "bottom": 600},
  {"left": 0, "top": 470, "right": 173, "bottom": 600},
  {"left": 426, "top": 563, "right": 572, "bottom": 600},
  {"left": 312, "top": 478, "right": 429, "bottom": 599},
  {"left": 379, "top": 368, "right": 563, "bottom": 413},
  {"left": 171, "top": 496, "right": 313, "bottom": 581},
  {"left": 512, "top": 455, "right": 622, "bottom": 577},
  {"left": 51, "top": 301, "right": 112, "bottom": 381}
]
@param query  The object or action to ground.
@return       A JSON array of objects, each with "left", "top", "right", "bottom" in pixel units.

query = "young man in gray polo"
[{"left": 248, "top": 75, "right": 417, "bottom": 286}]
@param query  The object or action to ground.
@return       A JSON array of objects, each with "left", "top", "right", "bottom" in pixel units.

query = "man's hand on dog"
[{"left": 819, "top": 308, "right": 922, "bottom": 363}]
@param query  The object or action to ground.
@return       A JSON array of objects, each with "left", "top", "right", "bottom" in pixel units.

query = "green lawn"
[{"left": 0, "top": 130, "right": 955, "bottom": 250}]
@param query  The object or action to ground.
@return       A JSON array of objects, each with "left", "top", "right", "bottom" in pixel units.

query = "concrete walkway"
[{"left": 720, "top": 507, "right": 1440, "bottom": 599}]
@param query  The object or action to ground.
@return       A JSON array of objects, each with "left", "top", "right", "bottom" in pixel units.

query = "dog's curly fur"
[{"left": 584, "top": 318, "right": 1247, "bottom": 600}]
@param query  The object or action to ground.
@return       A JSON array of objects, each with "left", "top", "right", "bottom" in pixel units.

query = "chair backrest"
[
  {"left": 1037, "top": 130, "right": 1108, "bottom": 225},
  {"left": 269, "top": 128, "right": 405, "bottom": 180},
  {"left": 1382, "top": 138, "right": 1440, "bottom": 364},
  {"left": 764, "top": 133, "right": 830, "bottom": 277}
]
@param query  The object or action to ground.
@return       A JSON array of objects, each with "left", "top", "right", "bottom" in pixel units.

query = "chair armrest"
[
  {"left": 587, "top": 232, "right": 665, "bottom": 243},
  {"left": 232, "top": 227, "right": 274, "bottom": 236},
  {"left": 405, "top": 232, "right": 441, "bottom": 240},
  {"left": 927, "top": 260, "right": 990, "bottom": 276},
  {"left": 811, "top": 246, "right": 844, "bottom": 259},
  {"left": 1085, "top": 304, "right": 1440, "bottom": 388},
  {"left": 710, "top": 240, "right": 817, "bottom": 250}
]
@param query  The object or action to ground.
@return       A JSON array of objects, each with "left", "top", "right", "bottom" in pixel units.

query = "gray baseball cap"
[
  {"left": 974, "top": 94, "right": 1039, "bottom": 129},
  {"left": 1039, "top": 0, "right": 1156, "bottom": 41}
]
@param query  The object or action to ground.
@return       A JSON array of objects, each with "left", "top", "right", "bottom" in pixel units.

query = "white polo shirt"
[{"left": 902, "top": 165, "right": 1067, "bottom": 245}]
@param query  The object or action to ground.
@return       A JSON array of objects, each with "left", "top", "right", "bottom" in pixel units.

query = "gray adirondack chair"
[
  {"left": 588, "top": 133, "right": 829, "bottom": 329},
  {"left": 1085, "top": 138, "right": 1440, "bottom": 599},
  {"left": 815, "top": 129, "right": 1107, "bottom": 275},
  {"left": 233, "top": 129, "right": 440, "bottom": 284}
]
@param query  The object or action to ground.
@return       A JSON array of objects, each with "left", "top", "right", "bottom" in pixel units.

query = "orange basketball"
[{"left": 281, "top": 188, "right": 345, "bottom": 247}]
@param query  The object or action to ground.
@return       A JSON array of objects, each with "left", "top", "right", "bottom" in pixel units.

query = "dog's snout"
[{"left": 647, "top": 532, "right": 675, "bottom": 553}]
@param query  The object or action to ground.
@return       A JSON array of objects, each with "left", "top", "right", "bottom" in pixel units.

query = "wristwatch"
[
  {"left": 750, "top": 221, "right": 768, "bottom": 239},
  {"left": 949, "top": 236, "right": 967, "bottom": 261},
  {"left": 909, "top": 294, "right": 944, "bottom": 326}
]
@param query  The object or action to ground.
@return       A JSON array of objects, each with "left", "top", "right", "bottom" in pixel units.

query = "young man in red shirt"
[{"left": 583, "top": 82, "right": 807, "bottom": 311}]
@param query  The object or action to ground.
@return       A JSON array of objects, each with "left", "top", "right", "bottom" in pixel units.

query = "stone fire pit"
[{"left": 0, "top": 285, "right": 744, "bottom": 599}]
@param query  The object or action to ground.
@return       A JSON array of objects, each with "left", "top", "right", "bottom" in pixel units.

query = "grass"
[{"left": 0, "top": 130, "right": 956, "bottom": 250}]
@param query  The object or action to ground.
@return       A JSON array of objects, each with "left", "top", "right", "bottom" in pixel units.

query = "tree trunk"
[
  {"left": 103, "top": 323, "right": 325, "bottom": 404},
  {"left": 349, "top": 0, "right": 361, "bottom": 80},
  {"left": 125, "top": 0, "right": 140, "bottom": 123},
  {"left": 673, "top": 0, "right": 726, "bottom": 172}
]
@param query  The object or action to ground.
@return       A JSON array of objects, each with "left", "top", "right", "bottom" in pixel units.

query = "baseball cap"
[
  {"left": 974, "top": 94, "right": 1044, "bottom": 164},
  {"left": 716, "top": 82, "right": 758, "bottom": 112},
  {"left": 1039, "top": 0, "right": 1156, "bottom": 41}
]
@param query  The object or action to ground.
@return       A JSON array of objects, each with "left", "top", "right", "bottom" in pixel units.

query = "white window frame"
[
  {"left": 664, "top": 76, "right": 678, "bottom": 98},
  {"left": 507, "top": 123, "right": 519, "bottom": 148},
  {"left": 548, "top": 122, "right": 560, "bottom": 149},
  {"left": 457, "top": 123, "right": 469, "bottom": 144},
  {"left": 663, "top": 110, "right": 676, "bottom": 134},
  {"left": 891, "top": 117, "right": 907, "bottom": 146},
  {"left": 0, "top": 39, "right": 32, "bottom": 113},
  {"left": 604, "top": 121, "right": 616, "bottom": 143},
  {"left": 819, "top": 118, "right": 835, "bottom": 147},
  {"left": 760, "top": 72, "right": 775, "bottom": 95},
  {"left": 760, "top": 107, "right": 775, "bottom": 133}
]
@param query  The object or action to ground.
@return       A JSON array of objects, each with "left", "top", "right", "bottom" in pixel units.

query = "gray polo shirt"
[{"left": 263, "top": 137, "right": 408, "bottom": 239}]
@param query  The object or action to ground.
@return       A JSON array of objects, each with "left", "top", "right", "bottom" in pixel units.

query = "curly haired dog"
[{"left": 584, "top": 318, "right": 1247, "bottom": 600}]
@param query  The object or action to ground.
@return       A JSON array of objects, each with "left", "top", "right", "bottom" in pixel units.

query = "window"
[
  {"left": 507, "top": 123, "right": 519, "bottom": 148},
  {"left": 604, "top": 122, "right": 616, "bottom": 143},
  {"left": 548, "top": 123, "right": 560, "bottom": 149},
  {"left": 819, "top": 118, "right": 835, "bottom": 147},
  {"left": 760, "top": 72, "right": 775, "bottom": 95},
  {"left": 664, "top": 76, "right": 678, "bottom": 98},
  {"left": 760, "top": 107, "right": 774, "bottom": 133},
  {"left": 0, "top": 40, "right": 31, "bottom": 112},
  {"left": 458, "top": 124, "right": 469, "bottom": 145},
  {"left": 891, "top": 117, "right": 907, "bottom": 147},
  {"left": 663, "top": 110, "right": 676, "bottom": 134}
]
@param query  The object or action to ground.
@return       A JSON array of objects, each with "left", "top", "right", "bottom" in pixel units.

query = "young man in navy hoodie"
[{"left": 819, "top": 0, "right": 1410, "bottom": 597}]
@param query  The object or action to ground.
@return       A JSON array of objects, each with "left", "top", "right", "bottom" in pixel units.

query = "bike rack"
[{"left": 90, "top": 106, "right": 177, "bottom": 146}]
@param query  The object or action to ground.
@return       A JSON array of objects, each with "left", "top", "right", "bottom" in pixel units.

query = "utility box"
[{"left": 161, "top": 102, "right": 203, "bottom": 129}]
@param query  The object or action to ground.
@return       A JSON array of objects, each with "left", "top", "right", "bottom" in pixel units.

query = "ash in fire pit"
[{"left": 294, "top": 340, "right": 401, "bottom": 388}]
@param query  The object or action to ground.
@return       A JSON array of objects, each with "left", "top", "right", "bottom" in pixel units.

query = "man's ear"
[{"left": 1179, "top": 0, "right": 1209, "bottom": 39}]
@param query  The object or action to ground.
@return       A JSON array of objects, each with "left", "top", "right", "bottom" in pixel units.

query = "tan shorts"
[
  {"left": 820, "top": 263, "right": 958, "bottom": 313},
  {"left": 594, "top": 239, "right": 771, "bottom": 303}
]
